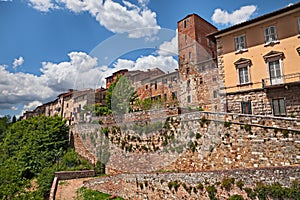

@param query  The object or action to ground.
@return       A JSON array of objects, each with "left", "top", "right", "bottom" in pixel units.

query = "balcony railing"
[{"left": 262, "top": 72, "right": 300, "bottom": 88}]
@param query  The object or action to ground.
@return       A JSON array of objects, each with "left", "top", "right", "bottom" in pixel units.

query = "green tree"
[
  {"left": 111, "top": 76, "right": 137, "bottom": 114},
  {"left": 0, "top": 115, "right": 69, "bottom": 199}
]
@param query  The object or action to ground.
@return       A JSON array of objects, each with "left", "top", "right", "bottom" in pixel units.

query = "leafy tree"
[
  {"left": 0, "top": 115, "right": 10, "bottom": 142},
  {"left": 111, "top": 76, "right": 137, "bottom": 115},
  {"left": 0, "top": 115, "right": 69, "bottom": 199}
]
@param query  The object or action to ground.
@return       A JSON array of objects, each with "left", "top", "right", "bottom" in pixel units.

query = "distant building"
[{"left": 209, "top": 3, "right": 300, "bottom": 117}]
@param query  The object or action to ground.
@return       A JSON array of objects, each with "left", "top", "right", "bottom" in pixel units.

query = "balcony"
[{"left": 262, "top": 72, "right": 300, "bottom": 88}]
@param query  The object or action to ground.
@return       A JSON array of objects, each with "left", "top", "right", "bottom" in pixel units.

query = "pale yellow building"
[{"left": 209, "top": 3, "right": 300, "bottom": 117}]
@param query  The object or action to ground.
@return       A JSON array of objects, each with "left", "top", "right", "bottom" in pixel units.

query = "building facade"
[
  {"left": 210, "top": 3, "right": 300, "bottom": 117},
  {"left": 177, "top": 14, "right": 222, "bottom": 111}
]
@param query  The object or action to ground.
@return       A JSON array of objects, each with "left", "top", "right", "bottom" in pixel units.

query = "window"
[
  {"left": 169, "top": 83, "right": 173, "bottom": 88},
  {"left": 154, "top": 81, "right": 157, "bottom": 90},
  {"left": 234, "top": 35, "right": 246, "bottom": 51},
  {"left": 145, "top": 85, "right": 148, "bottom": 90},
  {"left": 268, "top": 60, "right": 283, "bottom": 85},
  {"left": 185, "top": 35, "right": 187, "bottom": 44},
  {"left": 213, "top": 90, "right": 218, "bottom": 99},
  {"left": 172, "top": 76, "right": 177, "bottom": 82},
  {"left": 189, "top": 52, "right": 192, "bottom": 60},
  {"left": 272, "top": 98, "right": 286, "bottom": 116},
  {"left": 172, "top": 92, "right": 177, "bottom": 100},
  {"left": 298, "top": 17, "right": 300, "bottom": 34},
  {"left": 162, "top": 79, "right": 167, "bottom": 84},
  {"left": 187, "top": 95, "right": 191, "bottom": 103},
  {"left": 212, "top": 76, "right": 217, "bottom": 82},
  {"left": 264, "top": 26, "right": 278, "bottom": 43},
  {"left": 200, "top": 65, "right": 205, "bottom": 72},
  {"left": 164, "top": 94, "right": 167, "bottom": 101},
  {"left": 238, "top": 67, "right": 249, "bottom": 84},
  {"left": 199, "top": 77, "right": 203, "bottom": 84},
  {"left": 186, "top": 67, "right": 190, "bottom": 74},
  {"left": 241, "top": 101, "right": 252, "bottom": 114},
  {"left": 183, "top": 20, "right": 186, "bottom": 28},
  {"left": 187, "top": 80, "right": 190, "bottom": 88}
]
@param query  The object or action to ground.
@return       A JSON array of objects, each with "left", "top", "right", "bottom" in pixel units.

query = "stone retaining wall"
[
  {"left": 83, "top": 166, "right": 300, "bottom": 200},
  {"left": 71, "top": 111, "right": 300, "bottom": 174}
]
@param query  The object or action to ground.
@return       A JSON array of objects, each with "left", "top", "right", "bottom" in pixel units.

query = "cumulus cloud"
[
  {"left": 137, "top": 0, "right": 150, "bottom": 8},
  {"left": 40, "top": 51, "right": 102, "bottom": 90},
  {"left": 114, "top": 55, "right": 177, "bottom": 73},
  {"left": 0, "top": 52, "right": 104, "bottom": 111},
  {"left": 28, "top": 0, "right": 58, "bottom": 12},
  {"left": 22, "top": 101, "right": 43, "bottom": 113},
  {"left": 31, "top": 0, "right": 160, "bottom": 38},
  {"left": 212, "top": 5, "right": 257, "bottom": 25},
  {"left": 0, "top": 65, "right": 55, "bottom": 110},
  {"left": 157, "top": 29, "right": 178, "bottom": 56},
  {"left": 13, "top": 56, "right": 24, "bottom": 69}
]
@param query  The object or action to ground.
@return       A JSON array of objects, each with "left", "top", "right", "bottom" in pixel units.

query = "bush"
[
  {"left": 221, "top": 177, "right": 235, "bottom": 191},
  {"left": 197, "top": 182, "right": 204, "bottom": 191},
  {"left": 206, "top": 185, "right": 217, "bottom": 200},
  {"left": 224, "top": 121, "right": 231, "bottom": 128},
  {"left": 228, "top": 194, "right": 244, "bottom": 200},
  {"left": 244, "top": 187, "right": 256, "bottom": 199},
  {"left": 236, "top": 180, "right": 244, "bottom": 190}
]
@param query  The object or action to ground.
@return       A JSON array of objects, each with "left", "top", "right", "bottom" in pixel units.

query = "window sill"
[
  {"left": 235, "top": 49, "right": 248, "bottom": 54},
  {"left": 264, "top": 40, "right": 280, "bottom": 47},
  {"left": 237, "top": 82, "right": 253, "bottom": 87}
]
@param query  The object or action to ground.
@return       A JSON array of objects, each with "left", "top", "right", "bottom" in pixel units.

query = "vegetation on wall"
[{"left": 76, "top": 187, "right": 124, "bottom": 200}]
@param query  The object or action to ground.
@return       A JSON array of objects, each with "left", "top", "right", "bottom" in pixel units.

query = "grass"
[{"left": 76, "top": 187, "right": 124, "bottom": 200}]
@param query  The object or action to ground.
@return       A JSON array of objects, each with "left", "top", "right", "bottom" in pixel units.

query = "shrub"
[
  {"left": 281, "top": 129, "right": 289, "bottom": 138},
  {"left": 236, "top": 180, "right": 244, "bottom": 190},
  {"left": 244, "top": 187, "right": 256, "bottom": 199},
  {"left": 206, "top": 185, "right": 217, "bottom": 200},
  {"left": 221, "top": 177, "right": 235, "bottom": 191},
  {"left": 197, "top": 183, "right": 204, "bottom": 190},
  {"left": 244, "top": 124, "right": 251, "bottom": 132},
  {"left": 228, "top": 194, "right": 244, "bottom": 200},
  {"left": 224, "top": 121, "right": 231, "bottom": 128}
]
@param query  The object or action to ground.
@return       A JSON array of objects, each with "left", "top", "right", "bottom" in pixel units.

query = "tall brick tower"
[{"left": 177, "top": 14, "right": 221, "bottom": 111}]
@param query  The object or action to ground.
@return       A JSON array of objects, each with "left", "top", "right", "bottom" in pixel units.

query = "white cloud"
[
  {"left": 157, "top": 29, "right": 178, "bottom": 56},
  {"left": 40, "top": 51, "right": 102, "bottom": 90},
  {"left": 137, "top": 0, "right": 149, "bottom": 8},
  {"left": 95, "top": 0, "right": 160, "bottom": 38},
  {"left": 114, "top": 55, "right": 178, "bottom": 73},
  {"left": 10, "top": 106, "right": 18, "bottom": 111},
  {"left": 13, "top": 56, "right": 24, "bottom": 69},
  {"left": 22, "top": 101, "right": 43, "bottom": 113},
  {"left": 29, "top": 0, "right": 160, "bottom": 38},
  {"left": 28, "top": 0, "right": 58, "bottom": 12},
  {"left": 0, "top": 52, "right": 104, "bottom": 111},
  {"left": 212, "top": 5, "right": 257, "bottom": 25},
  {"left": 287, "top": 3, "right": 294, "bottom": 7},
  {"left": 0, "top": 66, "right": 55, "bottom": 110}
]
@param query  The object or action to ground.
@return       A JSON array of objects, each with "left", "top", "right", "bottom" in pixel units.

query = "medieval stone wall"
[
  {"left": 71, "top": 111, "right": 300, "bottom": 174},
  {"left": 83, "top": 166, "right": 300, "bottom": 200}
]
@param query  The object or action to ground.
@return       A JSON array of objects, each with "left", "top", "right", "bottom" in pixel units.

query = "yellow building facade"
[{"left": 210, "top": 3, "right": 300, "bottom": 117}]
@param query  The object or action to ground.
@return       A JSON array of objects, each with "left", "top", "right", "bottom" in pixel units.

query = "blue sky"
[{"left": 0, "top": 0, "right": 298, "bottom": 117}]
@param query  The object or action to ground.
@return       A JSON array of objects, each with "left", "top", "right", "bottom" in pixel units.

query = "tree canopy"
[{"left": 0, "top": 115, "right": 69, "bottom": 199}]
